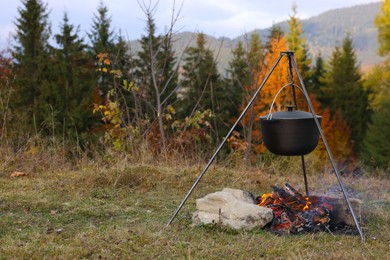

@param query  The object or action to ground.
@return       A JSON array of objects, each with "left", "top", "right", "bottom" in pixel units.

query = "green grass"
[{"left": 0, "top": 159, "right": 389, "bottom": 259}]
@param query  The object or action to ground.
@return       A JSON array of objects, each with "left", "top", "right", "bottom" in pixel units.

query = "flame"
[
  {"left": 258, "top": 193, "right": 273, "bottom": 205},
  {"left": 257, "top": 184, "right": 334, "bottom": 233},
  {"left": 303, "top": 196, "right": 312, "bottom": 211}
]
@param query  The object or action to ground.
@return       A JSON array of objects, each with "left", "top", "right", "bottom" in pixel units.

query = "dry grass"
[{"left": 0, "top": 147, "right": 389, "bottom": 259}]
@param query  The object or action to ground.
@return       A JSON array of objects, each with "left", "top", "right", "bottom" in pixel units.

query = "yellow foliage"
[{"left": 240, "top": 35, "right": 291, "bottom": 154}]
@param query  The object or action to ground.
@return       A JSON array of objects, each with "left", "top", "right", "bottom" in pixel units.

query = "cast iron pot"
[{"left": 260, "top": 106, "right": 322, "bottom": 156}]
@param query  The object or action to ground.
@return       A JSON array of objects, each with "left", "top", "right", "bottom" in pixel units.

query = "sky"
[{"left": 0, "top": 0, "right": 381, "bottom": 48}]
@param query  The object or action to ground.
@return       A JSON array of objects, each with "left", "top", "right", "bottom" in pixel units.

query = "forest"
[{"left": 0, "top": 0, "right": 389, "bottom": 171}]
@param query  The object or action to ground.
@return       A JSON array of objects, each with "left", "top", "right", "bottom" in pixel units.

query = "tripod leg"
[
  {"left": 290, "top": 56, "right": 365, "bottom": 241},
  {"left": 301, "top": 155, "right": 309, "bottom": 196}
]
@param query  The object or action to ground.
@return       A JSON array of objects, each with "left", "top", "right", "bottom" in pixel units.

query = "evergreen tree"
[
  {"left": 319, "top": 46, "right": 341, "bottom": 106},
  {"left": 226, "top": 40, "right": 249, "bottom": 118},
  {"left": 361, "top": 0, "right": 390, "bottom": 170},
  {"left": 134, "top": 15, "right": 159, "bottom": 118},
  {"left": 88, "top": 1, "right": 116, "bottom": 55},
  {"left": 134, "top": 15, "right": 177, "bottom": 114},
  {"left": 309, "top": 53, "right": 326, "bottom": 96},
  {"left": 227, "top": 34, "right": 265, "bottom": 117},
  {"left": 179, "top": 33, "right": 227, "bottom": 138},
  {"left": 50, "top": 13, "right": 96, "bottom": 140},
  {"left": 321, "top": 36, "right": 369, "bottom": 151},
  {"left": 247, "top": 33, "right": 264, "bottom": 74},
  {"left": 88, "top": 2, "right": 118, "bottom": 97},
  {"left": 133, "top": 14, "right": 178, "bottom": 149},
  {"left": 179, "top": 33, "right": 217, "bottom": 115},
  {"left": 361, "top": 97, "right": 390, "bottom": 170},
  {"left": 265, "top": 26, "right": 284, "bottom": 51},
  {"left": 227, "top": 33, "right": 264, "bottom": 160},
  {"left": 286, "top": 4, "right": 311, "bottom": 87},
  {"left": 13, "top": 0, "right": 51, "bottom": 128},
  {"left": 115, "top": 31, "right": 131, "bottom": 74}
]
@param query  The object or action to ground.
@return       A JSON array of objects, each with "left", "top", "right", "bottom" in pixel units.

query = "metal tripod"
[{"left": 166, "top": 51, "right": 365, "bottom": 241}]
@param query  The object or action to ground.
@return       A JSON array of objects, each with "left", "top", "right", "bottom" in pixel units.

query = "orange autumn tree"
[
  {"left": 310, "top": 94, "right": 353, "bottom": 162},
  {"left": 236, "top": 28, "right": 353, "bottom": 163},
  {"left": 240, "top": 29, "right": 296, "bottom": 158}
]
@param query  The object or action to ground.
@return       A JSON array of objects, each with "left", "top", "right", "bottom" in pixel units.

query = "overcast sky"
[{"left": 0, "top": 0, "right": 381, "bottom": 48}]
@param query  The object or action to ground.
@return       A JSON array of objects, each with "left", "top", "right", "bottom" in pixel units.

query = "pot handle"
[{"left": 266, "top": 83, "right": 305, "bottom": 120}]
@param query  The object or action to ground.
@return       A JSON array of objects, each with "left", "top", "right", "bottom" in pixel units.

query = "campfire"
[
  {"left": 256, "top": 183, "right": 354, "bottom": 234},
  {"left": 192, "top": 186, "right": 361, "bottom": 236}
]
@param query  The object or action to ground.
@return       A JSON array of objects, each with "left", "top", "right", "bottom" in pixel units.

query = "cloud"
[
  {"left": 0, "top": 0, "right": 380, "bottom": 47},
  {"left": 0, "top": 24, "right": 15, "bottom": 49},
  {"left": 169, "top": 0, "right": 290, "bottom": 38}
]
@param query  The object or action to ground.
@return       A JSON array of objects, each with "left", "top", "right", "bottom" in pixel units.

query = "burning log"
[{"left": 256, "top": 183, "right": 338, "bottom": 234}]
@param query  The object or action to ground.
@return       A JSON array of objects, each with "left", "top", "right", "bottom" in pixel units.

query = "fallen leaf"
[
  {"left": 50, "top": 209, "right": 58, "bottom": 215},
  {"left": 11, "top": 171, "right": 28, "bottom": 177}
]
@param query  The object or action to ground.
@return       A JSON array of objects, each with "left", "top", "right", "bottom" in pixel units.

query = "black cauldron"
[{"left": 260, "top": 106, "right": 322, "bottom": 156}]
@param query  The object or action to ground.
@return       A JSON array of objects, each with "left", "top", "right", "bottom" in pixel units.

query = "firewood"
[{"left": 258, "top": 184, "right": 336, "bottom": 233}]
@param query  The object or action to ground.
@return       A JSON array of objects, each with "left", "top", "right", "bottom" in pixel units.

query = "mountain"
[
  {"left": 280, "top": 1, "right": 382, "bottom": 69},
  {"left": 129, "top": 2, "right": 382, "bottom": 74}
]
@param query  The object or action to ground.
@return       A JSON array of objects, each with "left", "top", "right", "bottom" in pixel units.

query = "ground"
[{"left": 0, "top": 160, "right": 389, "bottom": 259}]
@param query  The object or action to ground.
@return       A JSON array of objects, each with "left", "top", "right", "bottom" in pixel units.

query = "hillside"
[
  {"left": 129, "top": 2, "right": 382, "bottom": 73},
  {"left": 286, "top": 1, "right": 381, "bottom": 69}
]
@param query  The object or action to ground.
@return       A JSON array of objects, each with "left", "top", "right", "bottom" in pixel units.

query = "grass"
[{"left": 0, "top": 151, "right": 389, "bottom": 259}]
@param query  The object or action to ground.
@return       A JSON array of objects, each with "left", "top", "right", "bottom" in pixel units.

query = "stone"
[
  {"left": 330, "top": 197, "right": 362, "bottom": 226},
  {"left": 221, "top": 188, "right": 256, "bottom": 203},
  {"left": 192, "top": 188, "right": 273, "bottom": 230}
]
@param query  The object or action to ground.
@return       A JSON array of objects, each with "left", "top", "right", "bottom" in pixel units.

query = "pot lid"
[{"left": 260, "top": 106, "right": 321, "bottom": 120}]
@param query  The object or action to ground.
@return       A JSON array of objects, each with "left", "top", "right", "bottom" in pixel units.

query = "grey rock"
[
  {"left": 221, "top": 188, "right": 256, "bottom": 203},
  {"left": 192, "top": 188, "right": 273, "bottom": 230}
]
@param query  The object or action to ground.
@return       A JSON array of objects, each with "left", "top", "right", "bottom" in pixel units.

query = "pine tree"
[
  {"left": 13, "top": 0, "right": 51, "bottom": 128},
  {"left": 178, "top": 33, "right": 225, "bottom": 139},
  {"left": 88, "top": 2, "right": 116, "bottom": 55},
  {"left": 321, "top": 36, "right": 369, "bottom": 151},
  {"left": 134, "top": 15, "right": 177, "bottom": 113},
  {"left": 115, "top": 32, "right": 131, "bottom": 75},
  {"left": 309, "top": 53, "right": 326, "bottom": 96},
  {"left": 228, "top": 33, "right": 264, "bottom": 160},
  {"left": 286, "top": 3, "right": 311, "bottom": 87},
  {"left": 179, "top": 33, "right": 217, "bottom": 114},
  {"left": 88, "top": 2, "right": 118, "bottom": 98},
  {"left": 226, "top": 40, "right": 250, "bottom": 121},
  {"left": 133, "top": 13, "right": 178, "bottom": 149},
  {"left": 361, "top": 97, "right": 390, "bottom": 170},
  {"left": 50, "top": 13, "right": 96, "bottom": 140},
  {"left": 361, "top": 0, "right": 390, "bottom": 170}
]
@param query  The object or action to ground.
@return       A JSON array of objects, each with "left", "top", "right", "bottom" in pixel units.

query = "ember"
[{"left": 257, "top": 183, "right": 337, "bottom": 234}]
